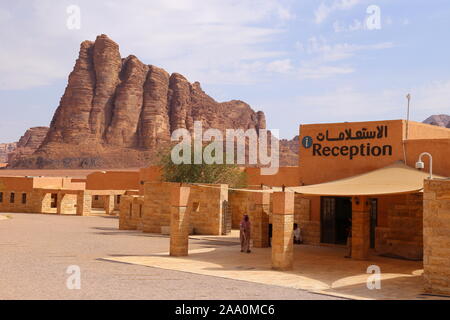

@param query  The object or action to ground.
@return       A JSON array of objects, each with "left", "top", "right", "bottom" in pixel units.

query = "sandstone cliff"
[
  {"left": 7, "top": 127, "right": 49, "bottom": 164},
  {"left": 423, "top": 114, "right": 450, "bottom": 128},
  {"left": 0, "top": 143, "right": 17, "bottom": 163},
  {"left": 10, "top": 35, "right": 269, "bottom": 169},
  {"left": 279, "top": 136, "right": 299, "bottom": 166}
]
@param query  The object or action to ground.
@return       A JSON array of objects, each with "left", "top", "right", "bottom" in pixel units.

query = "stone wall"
[
  {"left": 59, "top": 193, "right": 77, "bottom": 214},
  {"left": 294, "top": 195, "right": 319, "bottom": 245},
  {"left": 0, "top": 190, "right": 79, "bottom": 214},
  {"left": 375, "top": 193, "right": 423, "bottom": 260},
  {"left": 230, "top": 191, "right": 318, "bottom": 244},
  {"left": 0, "top": 191, "right": 38, "bottom": 213},
  {"left": 141, "top": 183, "right": 172, "bottom": 233},
  {"left": 138, "top": 182, "right": 228, "bottom": 235},
  {"left": 187, "top": 185, "right": 228, "bottom": 235},
  {"left": 229, "top": 190, "right": 251, "bottom": 229},
  {"left": 423, "top": 179, "right": 450, "bottom": 295},
  {"left": 119, "top": 195, "right": 144, "bottom": 230}
]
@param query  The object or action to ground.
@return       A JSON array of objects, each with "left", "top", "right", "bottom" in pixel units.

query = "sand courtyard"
[{"left": 2, "top": 212, "right": 448, "bottom": 300}]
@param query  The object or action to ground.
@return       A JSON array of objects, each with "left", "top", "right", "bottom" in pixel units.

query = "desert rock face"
[
  {"left": 279, "top": 136, "right": 299, "bottom": 166},
  {"left": 10, "top": 35, "right": 270, "bottom": 169},
  {"left": 0, "top": 143, "right": 17, "bottom": 163},
  {"left": 423, "top": 114, "right": 450, "bottom": 128},
  {"left": 7, "top": 127, "right": 49, "bottom": 164}
]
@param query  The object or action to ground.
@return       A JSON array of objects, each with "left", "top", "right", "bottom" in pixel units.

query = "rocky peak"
[
  {"left": 7, "top": 127, "right": 49, "bottom": 164},
  {"left": 10, "top": 35, "right": 267, "bottom": 169},
  {"left": 423, "top": 114, "right": 450, "bottom": 128}
]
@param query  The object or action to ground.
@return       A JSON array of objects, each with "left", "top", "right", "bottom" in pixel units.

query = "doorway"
[{"left": 321, "top": 197, "right": 352, "bottom": 245}]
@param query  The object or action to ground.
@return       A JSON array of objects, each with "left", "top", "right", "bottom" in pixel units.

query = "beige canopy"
[{"left": 286, "top": 161, "right": 444, "bottom": 196}]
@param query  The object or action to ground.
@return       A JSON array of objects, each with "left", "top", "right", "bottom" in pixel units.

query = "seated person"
[{"left": 294, "top": 223, "right": 302, "bottom": 244}]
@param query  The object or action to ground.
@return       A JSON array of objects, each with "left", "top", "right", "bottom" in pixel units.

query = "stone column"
[
  {"left": 76, "top": 192, "right": 91, "bottom": 216},
  {"left": 250, "top": 192, "right": 270, "bottom": 248},
  {"left": 272, "top": 191, "right": 295, "bottom": 271},
  {"left": 352, "top": 196, "right": 370, "bottom": 260},
  {"left": 423, "top": 179, "right": 450, "bottom": 295},
  {"left": 170, "top": 185, "right": 191, "bottom": 257},
  {"left": 56, "top": 192, "right": 64, "bottom": 215},
  {"left": 104, "top": 195, "right": 115, "bottom": 215}
]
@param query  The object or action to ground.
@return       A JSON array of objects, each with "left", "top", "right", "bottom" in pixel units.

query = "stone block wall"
[
  {"left": 0, "top": 190, "right": 80, "bottom": 215},
  {"left": 423, "top": 179, "right": 450, "bottom": 295},
  {"left": 58, "top": 193, "right": 77, "bottom": 214},
  {"left": 375, "top": 193, "right": 423, "bottom": 260},
  {"left": 140, "top": 182, "right": 227, "bottom": 235},
  {"left": 229, "top": 190, "right": 251, "bottom": 229},
  {"left": 142, "top": 183, "right": 174, "bottom": 233},
  {"left": 294, "top": 195, "right": 320, "bottom": 245},
  {"left": 188, "top": 185, "right": 228, "bottom": 235},
  {"left": 119, "top": 195, "right": 144, "bottom": 230},
  {"left": 76, "top": 191, "right": 91, "bottom": 216},
  {"left": 0, "top": 190, "right": 36, "bottom": 213}
]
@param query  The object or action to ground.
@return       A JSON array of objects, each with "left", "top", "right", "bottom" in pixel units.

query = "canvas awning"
[{"left": 286, "top": 161, "right": 444, "bottom": 196}]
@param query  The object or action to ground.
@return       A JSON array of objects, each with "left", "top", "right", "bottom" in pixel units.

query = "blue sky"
[{"left": 1, "top": 0, "right": 449, "bottom": 142}]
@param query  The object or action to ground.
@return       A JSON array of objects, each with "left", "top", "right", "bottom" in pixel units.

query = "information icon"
[{"left": 302, "top": 136, "right": 313, "bottom": 149}]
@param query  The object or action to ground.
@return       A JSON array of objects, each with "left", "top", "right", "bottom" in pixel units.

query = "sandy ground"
[
  {"left": 107, "top": 231, "right": 440, "bottom": 300},
  {"left": 0, "top": 213, "right": 338, "bottom": 300}
]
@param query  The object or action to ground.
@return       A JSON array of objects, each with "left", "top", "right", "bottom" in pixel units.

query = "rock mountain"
[
  {"left": 423, "top": 114, "right": 450, "bottom": 128},
  {"left": 7, "top": 127, "right": 49, "bottom": 164},
  {"left": 14, "top": 35, "right": 447, "bottom": 169},
  {"left": 0, "top": 143, "right": 17, "bottom": 163},
  {"left": 10, "top": 34, "right": 270, "bottom": 169}
]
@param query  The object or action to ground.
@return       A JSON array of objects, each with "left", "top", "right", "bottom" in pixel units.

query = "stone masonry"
[
  {"left": 170, "top": 185, "right": 191, "bottom": 256},
  {"left": 352, "top": 197, "right": 370, "bottom": 260},
  {"left": 271, "top": 192, "right": 295, "bottom": 271},
  {"left": 423, "top": 179, "right": 450, "bottom": 295}
]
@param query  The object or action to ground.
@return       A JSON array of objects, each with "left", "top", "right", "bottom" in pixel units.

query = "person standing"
[
  {"left": 240, "top": 214, "right": 251, "bottom": 253},
  {"left": 294, "top": 223, "right": 302, "bottom": 244}
]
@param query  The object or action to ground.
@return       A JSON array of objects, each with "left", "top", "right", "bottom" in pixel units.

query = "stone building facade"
[{"left": 423, "top": 179, "right": 450, "bottom": 295}]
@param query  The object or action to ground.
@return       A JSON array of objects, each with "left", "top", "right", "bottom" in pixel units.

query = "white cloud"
[
  {"left": 333, "top": 19, "right": 363, "bottom": 32},
  {"left": 291, "top": 80, "right": 450, "bottom": 123},
  {"left": 298, "top": 65, "right": 354, "bottom": 79},
  {"left": 294, "top": 37, "right": 394, "bottom": 79},
  {"left": 266, "top": 59, "right": 294, "bottom": 74},
  {"left": 412, "top": 81, "right": 450, "bottom": 116},
  {"left": 305, "top": 37, "right": 394, "bottom": 61},
  {"left": 0, "top": 0, "right": 294, "bottom": 90},
  {"left": 314, "top": 0, "right": 361, "bottom": 24}
]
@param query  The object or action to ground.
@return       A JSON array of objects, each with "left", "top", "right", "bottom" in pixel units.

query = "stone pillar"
[
  {"left": 272, "top": 192, "right": 295, "bottom": 271},
  {"left": 250, "top": 192, "right": 270, "bottom": 248},
  {"left": 76, "top": 192, "right": 91, "bottom": 216},
  {"left": 423, "top": 179, "right": 450, "bottom": 295},
  {"left": 170, "top": 185, "right": 191, "bottom": 257},
  {"left": 352, "top": 196, "right": 370, "bottom": 260},
  {"left": 56, "top": 193, "right": 65, "bottom": 215},
  {"left": 104, "top": 195, "right": 115, "bottom": 215}
]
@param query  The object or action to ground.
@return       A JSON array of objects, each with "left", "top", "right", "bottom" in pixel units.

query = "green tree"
[{"left": 158, "top": 144, "right": 247, "bottom": 187}]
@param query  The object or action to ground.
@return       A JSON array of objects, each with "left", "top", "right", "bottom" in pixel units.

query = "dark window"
[
  {"left": 51, "top": 193, "right": 57, "bottom": 208},
  {"left": 139, "top": 204, "right": 142, "bottom": 218},
  {"left": 22, "top": 193, "right": 27, "bottom": 204},
  {"left": 10, "top": 192, "right": 15, "bottom": 203},
  {"left": 94, "top": 195, "right": 99, "bottom": 201},
  {"left": 117, "top": 195, "right": 121, "bottom": 204},
  {"left": 0, "top": 192, "right": 3, "bottom": 203}
]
